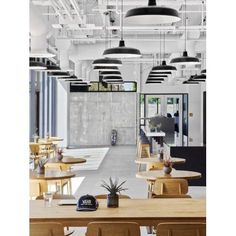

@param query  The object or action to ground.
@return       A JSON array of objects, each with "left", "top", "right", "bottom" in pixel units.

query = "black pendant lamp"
[
  {"left": 29, "top": 58, "right": 47, "bottom": 70},
  {"left": 150, "top": 71, "right": 172, "bottom": 75},
  {"left": 103, "top": 0, "right": 141, "bottom": 58},
  {"left": 48, "top": 71, "right": 70, "bottom": 78},
  {"left": 148, "top": 74, "right": 167, "bottom": 78},
  {"left": 194, "top": 74, "right": 206, "bottom": 79},
  {"left": 100, "top": 71, "right": 121, "bottom": 76},
  {"left": 152, "top": 60, "right": 177, "bottom": 72},
  {"left": 151, "top": 32, "right": 176, "bottom": 73},
  {"left": 103, "top": 75, "right": 123, "bottom": 81},
  {"left": 92, "top": 58, "right": 122, "bottom": 67},
  {"left": 201, "top": 69, "right": 206, "bottom": 74},
  {"left": 146, "top": 80, "right": 162, "bottom": 84},
  {"left": 170, "top": 0, "right": 200, "bottom": 65},
  {"left": 45, "top": 61, "right": 61, "bottom": 72},
  {"left": 125, "top": 0, "right": 181, "bottom": 25},
  {"left": 93, "top": 66, "right": 119, "bottom": 71}
]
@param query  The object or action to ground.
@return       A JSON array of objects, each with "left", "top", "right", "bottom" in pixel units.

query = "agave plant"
[{"left": 101, "top": 177, "right": 128, "bottom": 196}]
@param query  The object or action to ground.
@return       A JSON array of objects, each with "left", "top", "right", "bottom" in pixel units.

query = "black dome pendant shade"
[
  {"left": 147, "top": 78, "right": 165, "bottom": 81},
  {"left": 100, "top": 71, "right": 121, "bottom": 76},
  {"left": 59, "top": 74, "right": 79, "bottom": 80},
  {"left": 170, "top": 51, "right": 200, "bottom": 65},
  {"left": 92, "top": 58, "right": 122, "bottom": 67},
  {"left": 170, "top": 0, "right": 200, "bottom": 66},
  {"left": 148, "top": 74, "right": 167, "bottom": 78},
  {"left": 146, "top": 81, "right": 162, "bottom": 84},
  {"left": 93, "top": 66, "right": 119, "bottom": 71},
  {"left": 103, "top": 0, "right": 141, "bottom": 58},
  {"left": 193, "top": 74, "right": 206, "bottom": 80},
  {"left": 103, "top": 40, "right": 141, "bottom": 58},
  {"left": 201, "top": 69, "right": 206, "bottom": 74},
  {"left": 150, "top": 71, "right": 172, "bottom": 75},
  {"left": 125, "top": 0, "right": 181, "bottom": 25},
  {"left": 103, "top": 75, "right": 122, "bottom": 80},
  {"left": 152, "top": 60, "right": 177, "bottom": 72},
  {"left": 48, "top": 71, "right": 70, "bottom": 78},
  {"left": 29, "top": 58, "right": 47, "bottom": 70}
]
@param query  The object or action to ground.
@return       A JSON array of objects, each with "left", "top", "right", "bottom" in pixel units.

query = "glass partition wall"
[{"left": 139, "top": 93, "right": 189, "bottom": 146}]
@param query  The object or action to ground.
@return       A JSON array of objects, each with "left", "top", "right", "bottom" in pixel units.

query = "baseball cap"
[{"left": 76, "top": 194, "right": 99, "bottom": 211}]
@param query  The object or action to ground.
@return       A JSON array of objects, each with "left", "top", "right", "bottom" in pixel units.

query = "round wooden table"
[
  {"left": 46, "top": 156, "right": 87, "bottom": 165},
  {"left": 30, "top": 170, "right": 76, "bottom": 197},
  {"left": 135, "top": 157, "right": 186, "bottom": 171},
  {"left": 45, "top": 156, "right": 87, "bottom": 171},
  {"left": 135, "top": 157, "right": 186, "bottom": 165},
  {"left": 136, "top": 169, "right": 201, "bottom": 181},
  {"left": 136, "top": 169, "right": 201, "bottom": 198},
  {"left": 30, "top": 170, "right": 75, "bottom": 181}
]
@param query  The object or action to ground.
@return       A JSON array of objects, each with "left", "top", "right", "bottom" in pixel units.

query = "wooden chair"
[
  {"left": 30, "top": 179, "right": 48, "bottom": 199},
  {"left": 152, "top": 179, "right": 189, "bottom": 198},
  {"left": 147, "top": 162, "right": 164, "bottom": 171},
  {"left": 34, "top": 195, "right": 75, "bottom": 236},
  {"left": 95, "top": 194, "right": 131, "bottom": 199},
  {"left": 29, "top": 143, "right": 44, "bottom": 161},
  {"left": 44, "top": 164, "right": 72, "bottom": 194},
  {"left": 156, "top": 222, "right": 206, "bottom": 236},
  {"left": 153, "top": 194, "right": 191, "bottom": 198},
  {"left": 137, "top": 138, "right": 151, "bottom": 171},
  {"left": 39, "top": 142, "right": 55, "bottom": 158},
  {"left": 30, "top": 222, "right": 64, "bottom": 236},
  {"left": 86, "top": 222, "right": 141, "bottom": 236}
]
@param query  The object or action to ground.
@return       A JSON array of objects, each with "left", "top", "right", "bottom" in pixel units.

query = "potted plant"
[
  {"left": 56, "top": 147, "right": 64, "bottom": 161},
  {"left": 101, "top": 177, "right": 128, "bottom": 208},
  {"left": 163, "top": 159, "right": 173, "bottom": 174},
  {"left": 36, "top": 157, "right": 48, "bottom": 174}
]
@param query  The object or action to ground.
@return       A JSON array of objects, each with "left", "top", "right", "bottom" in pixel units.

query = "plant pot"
[
  {"left": 37, "top": 166, "right": 45, "bottom": 175},
  {"left": 56, "top": 154, "right": 63, "bottom": 161},
  {"left": 163, "top": 166, "right": 172, "bottom": 174},
  {"left": 107, "top": 194, "right": 119, "bottom": 208}
]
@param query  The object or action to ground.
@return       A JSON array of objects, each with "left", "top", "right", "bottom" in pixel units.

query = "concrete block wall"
[{"left": 68, "top": 92, "right": 137, "bottom": 147}]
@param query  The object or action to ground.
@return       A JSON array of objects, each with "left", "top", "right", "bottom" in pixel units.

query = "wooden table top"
[
  {"left": 30, "top": 199, "right": 206, "bottom": 226},
  {"left": 46, "top": 156, "right": 87, "bottom": 164},
  {"left": 135, "top": 157, "right": 186, "bottom": 165},
  {"left": 136, "top": 169, "right": 202, "bottom": 181},
  {"left": 30, "top": 170, "right": 75, "bottom": 180}
]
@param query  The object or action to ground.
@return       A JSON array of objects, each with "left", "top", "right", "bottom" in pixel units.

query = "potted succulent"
[
  {"left": 56, "top": 147, "right": 64, "bottom": 161},
  {"left": 163, "top": 159, "right": 173, "bottom": 174},
  {"left": 36, "top": 158, "right": 48, "bottom": 174},
  {"left": 101, "top": 177, "right": 128, "bottom": 208}
]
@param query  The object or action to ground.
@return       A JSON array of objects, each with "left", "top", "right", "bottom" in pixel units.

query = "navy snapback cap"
[{"left": 76, "top": 194, "right": 99, "bottom": 211}]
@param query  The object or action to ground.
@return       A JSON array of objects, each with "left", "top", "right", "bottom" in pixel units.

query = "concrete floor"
[
  {"left": 68, "top": 145, "right": 206, "bottom": 236},
  {"left": 72, "top": 145, "right": 206, "bottom": 199}
]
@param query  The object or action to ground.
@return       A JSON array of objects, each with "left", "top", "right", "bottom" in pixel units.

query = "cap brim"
[{"left": 76, "top": 207, "right": 97, "bottom": 211}]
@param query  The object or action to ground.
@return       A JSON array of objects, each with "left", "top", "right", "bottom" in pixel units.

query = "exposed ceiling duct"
[{"left": 30, "top": 3, "right": 55, "bottom": 58}]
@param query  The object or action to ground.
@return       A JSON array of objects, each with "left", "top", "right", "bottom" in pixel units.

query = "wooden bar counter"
[{"left": 30, "top": 198, "right": 206, "bottom": 227}]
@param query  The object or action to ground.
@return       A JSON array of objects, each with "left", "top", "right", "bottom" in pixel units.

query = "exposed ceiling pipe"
[
  {"left": 30, "top": 3, "right": 55, "bottom": 57},
  {"left": 58, "top": 0, "right": 74, "bottom": 21},
  {"left": 49, "top": 0, "right": 65, "bottom": 19},
  {"left": 69, "top": 0, "right": 83, "bottom": 23}
]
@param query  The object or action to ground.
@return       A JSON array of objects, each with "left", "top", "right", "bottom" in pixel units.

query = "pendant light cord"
[
  {"left": 121, "top": 0, "right": 123, "bottom": 40},
  {"left": 159, "top": 30, "right": 162, "bottom": 65},
  {"left": 163, "top": 31, "right": 165, "bottom": 60},
  {"left": 184, "top": 0, "right": 187, "bottom": 51}
]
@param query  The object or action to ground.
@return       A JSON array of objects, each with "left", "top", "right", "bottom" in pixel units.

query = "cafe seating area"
[{"left": 26, "top": 0, "right": 209, "bottom": 235}]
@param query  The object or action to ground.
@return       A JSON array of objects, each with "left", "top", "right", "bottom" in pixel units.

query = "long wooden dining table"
[{"left": 30, "top": 198, "right": 206, "bottom": 227}]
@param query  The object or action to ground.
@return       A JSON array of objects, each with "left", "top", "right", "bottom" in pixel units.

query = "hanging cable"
[
  {"left": 184, "top": 0, "right": 187, "bottom": 51},
  {"left": 121, "top": 0, "right": 124, "bottom": 40}
]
